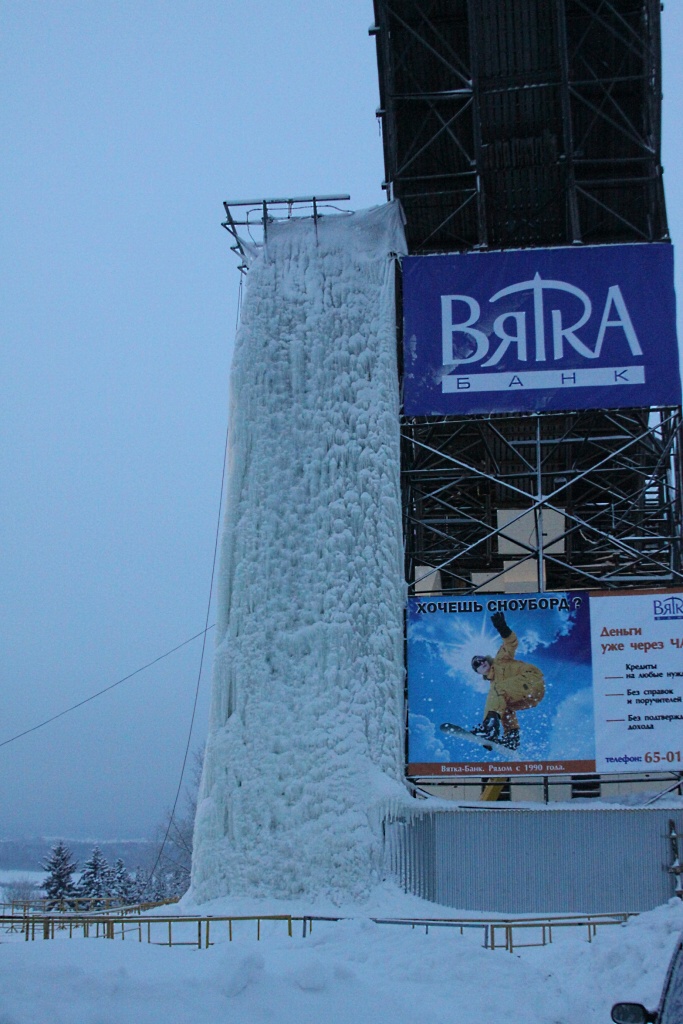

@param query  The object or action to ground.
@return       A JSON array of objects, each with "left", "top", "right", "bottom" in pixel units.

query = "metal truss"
[
  {"left": 372, "top": 0, "right": 479, "bottom": 250},
  {"left": 402, "top": 407, "right": 683, "bottom": 596},
  {"left": 372, "top": 0, "right": 668, "bottom": 252}
]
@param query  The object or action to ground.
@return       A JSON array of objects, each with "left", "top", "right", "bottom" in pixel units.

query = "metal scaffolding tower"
[
  {"left": 372, "top": 1, "right": 683, "bottom": 799},
  {"left": 371, "top": 0, "right": 682, "bottom": 601}
]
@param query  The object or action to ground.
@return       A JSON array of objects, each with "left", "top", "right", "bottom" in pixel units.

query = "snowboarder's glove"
[{"left": 491, "top": 611, "right": 512, "bottom": 638}]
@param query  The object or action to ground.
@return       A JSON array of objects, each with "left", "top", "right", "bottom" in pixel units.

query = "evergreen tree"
[
  {"left": 108, "top": 858, "right": 134, "bottom": 906},
  {"left": 152, "top": 871, "right": 172, "bottom": 902},
  {"left": 130, "top": 865, "right": 152, "bottom": 905},
  {"left": 77, "top": 846, "right": 110, "bottom": 908},
  {"left": 41, "top": 841, "right": 78, "bottom": 909}
]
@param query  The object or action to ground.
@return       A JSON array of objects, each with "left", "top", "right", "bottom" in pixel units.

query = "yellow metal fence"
[
  {"left": 0, "top": 908, "right": 637, "bottom": 952},
  {"left": 1, "top": 913, "right": 293, "bottom": 948}
]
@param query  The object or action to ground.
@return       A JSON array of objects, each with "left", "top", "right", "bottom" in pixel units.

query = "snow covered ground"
[{"left": 1, "top": 888, "right": 681, "bottom": 1023}]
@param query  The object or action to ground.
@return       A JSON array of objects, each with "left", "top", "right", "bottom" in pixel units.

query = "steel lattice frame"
[
  {"left": 373, "top": 1, "right": 683, "bottom": 792},
  {"left": 402, "top": 407, "right": 683, "bottom": 597},
  {"left": 372, "top": 0, "right": 667, "bottom": 252},
  {"left": 370, "top": 0, "right": 682, "bottom": 600}
]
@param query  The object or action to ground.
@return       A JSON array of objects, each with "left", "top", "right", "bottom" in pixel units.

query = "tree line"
[
  {"left": 38, "top": 840, "right": 187, "bottom": 908},
  {"left": 4, "top": 750, "right": 202, "bottom": 909}
]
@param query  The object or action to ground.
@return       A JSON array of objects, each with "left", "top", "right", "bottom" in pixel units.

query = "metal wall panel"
[{"left": 385, "top": 807, "right": 682, "bottom": 913}]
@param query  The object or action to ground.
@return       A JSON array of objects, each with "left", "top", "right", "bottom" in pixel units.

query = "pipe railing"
[{"left": 0, "top": 908, "right": 637, "bottom": 952}]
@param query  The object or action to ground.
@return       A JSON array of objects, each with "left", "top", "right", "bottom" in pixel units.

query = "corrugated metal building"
[{"left": 385, "top": 805, "right": 682, "bottom": 913}]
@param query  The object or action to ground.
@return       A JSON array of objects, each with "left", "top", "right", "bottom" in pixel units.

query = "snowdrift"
[
  {"left": 5, "top": 896, "right": 683, "bottom": 1024},
  {"left": 191, "top": 203, "right": 408, "bottom": 902}
]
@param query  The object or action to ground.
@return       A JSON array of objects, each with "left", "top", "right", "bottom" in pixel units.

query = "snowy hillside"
[{"left": 192, "top": 204, "right": 410, "bottom": 902}]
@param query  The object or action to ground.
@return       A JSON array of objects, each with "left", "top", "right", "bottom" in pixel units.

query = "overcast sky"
[{"left": 2, "top": 2, "right": 683, "bottom": 841}]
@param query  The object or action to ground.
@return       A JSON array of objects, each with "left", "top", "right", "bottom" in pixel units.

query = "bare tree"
[
  {"left": 148, "top": 747, "right": 204, "bottom": 899},
  {"left": 3, "top": 877, "right": 41, "bottom": 906}
]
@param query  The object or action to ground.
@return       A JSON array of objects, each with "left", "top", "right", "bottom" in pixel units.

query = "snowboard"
[{"left": 439, "top": 722, "right": 516, "bottom": 756}]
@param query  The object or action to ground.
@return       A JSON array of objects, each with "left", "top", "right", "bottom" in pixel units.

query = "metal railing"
[
  {"left": 366, "top": 912, "right": 636, "bottom": 952},
  {"left": 0, "top": 906, "right": 637, "bottom": 952},
  {"left": 0, "top": 897, "right": 177, "bottom": 916},
  {"left": 0, "top": 912, "right": 294, "bottom": 948}
]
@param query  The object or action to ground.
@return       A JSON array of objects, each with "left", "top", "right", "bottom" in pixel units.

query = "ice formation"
[{"left": 191, "top": 203, "right": 409, "bottom": 902}]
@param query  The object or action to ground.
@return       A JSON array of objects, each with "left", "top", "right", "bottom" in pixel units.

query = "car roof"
[{"left": 657, "top": 930, "right": 683, "bottom": 1016}]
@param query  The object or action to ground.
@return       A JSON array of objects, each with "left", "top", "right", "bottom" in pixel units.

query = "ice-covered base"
[{"left": 191, "top": 204, "right": 409, "bottom": 903}]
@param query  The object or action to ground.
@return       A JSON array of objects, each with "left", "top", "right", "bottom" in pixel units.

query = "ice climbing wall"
[{"left": 191, "top": 203, "right": 407, "bottom": 901}]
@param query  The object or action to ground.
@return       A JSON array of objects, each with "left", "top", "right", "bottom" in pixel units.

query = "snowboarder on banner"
[{"left": 469, "top": 612, "right": 545, "bottom": 751}]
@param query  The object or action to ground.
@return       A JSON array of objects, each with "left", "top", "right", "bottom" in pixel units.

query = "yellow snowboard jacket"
[{"left": 482, "top": 631, "right": 545, "bottom": 730}]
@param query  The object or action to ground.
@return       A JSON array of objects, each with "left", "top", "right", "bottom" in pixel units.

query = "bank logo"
[
  {"left": 402, "top": 243, "right": 680, "bottom": 415},
  {"left": 442, "top": 273, "right": 643, "bottom": 394},
  {"left": 653, "top": 595, "right": 683, "bottom": 621}
]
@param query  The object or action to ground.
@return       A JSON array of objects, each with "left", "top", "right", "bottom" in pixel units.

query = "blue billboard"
[
  {"left": 406, "top": 588, "right": 683, "bottom": 777},
  {"left": 403, "top": 243, "right": 681, "bottom": 415}
]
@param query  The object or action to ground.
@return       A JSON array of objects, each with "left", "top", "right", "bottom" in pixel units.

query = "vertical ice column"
[{"left": 191, "top": 203, "right": 407, "bottom": 901}]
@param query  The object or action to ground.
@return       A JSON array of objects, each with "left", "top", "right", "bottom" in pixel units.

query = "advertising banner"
[
  {"left": 403, "top": 243, "right": 681, "bottom": 416},
  {"left": 407, "top": 589, "right": 683, "bottom": 777}
]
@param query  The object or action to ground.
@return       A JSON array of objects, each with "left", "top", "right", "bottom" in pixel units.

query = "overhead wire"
[
  {"left": 0, "top": 625, "right": 215, "bottom": 751},
  {"left": 147, "top": 266, "right": 240, "bottom": 887},
  {"left": 3, "top": 265, "right": 238, "bottom": 882},
  {"left": 147, "top": 404, "right": 231, "bottom": 884}
]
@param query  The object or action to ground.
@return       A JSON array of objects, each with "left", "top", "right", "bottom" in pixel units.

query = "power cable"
[
  {"left": 0, "top": 625, "right": 215, "bottom": 751},
  {"left": 4, "top": 308, "right": 234, "bottom": 884},
  {"left": 147, "top": 410, "right": 230, "bottom": 885}
]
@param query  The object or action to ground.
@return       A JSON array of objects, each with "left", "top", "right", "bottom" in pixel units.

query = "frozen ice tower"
[{"left": 191, "top": 203, "right": 408, "bottom": 901}]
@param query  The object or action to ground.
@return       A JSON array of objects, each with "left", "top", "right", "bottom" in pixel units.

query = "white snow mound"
[{"left": 191, "top": 203, "right": 409, "bottom": 902}]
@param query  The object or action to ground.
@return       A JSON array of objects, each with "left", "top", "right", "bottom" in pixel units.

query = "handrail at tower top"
[
  {"left": 222, "top": 194, "right": 351, "bottom": 269},
  {"left": 224, "top": 194, "right": 350, "bottom": 208}
]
